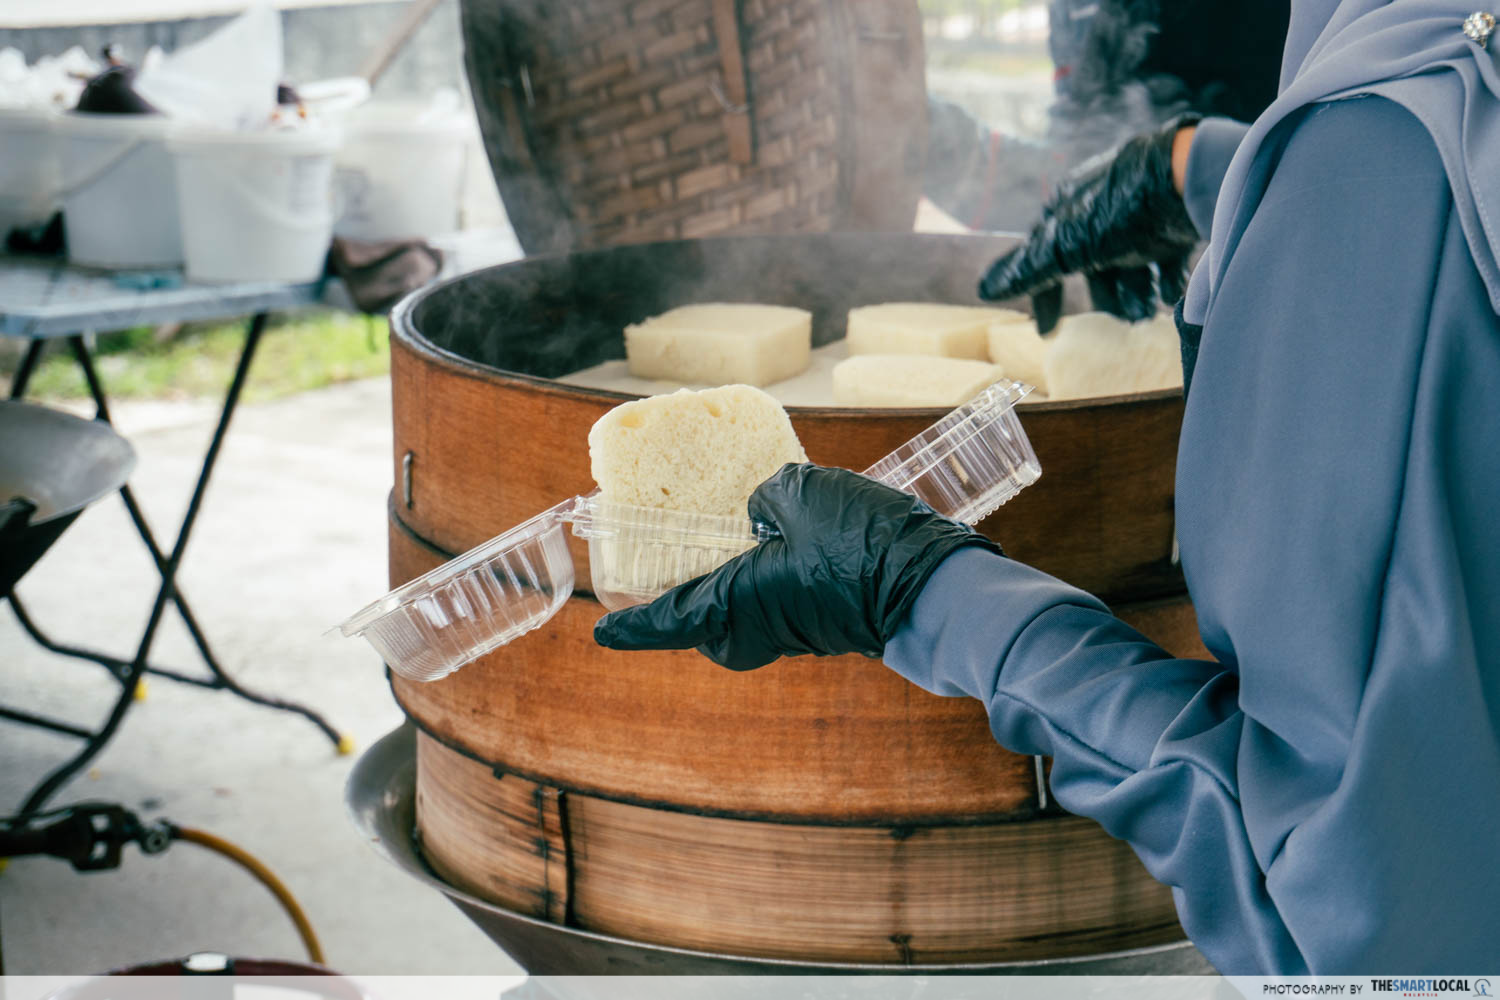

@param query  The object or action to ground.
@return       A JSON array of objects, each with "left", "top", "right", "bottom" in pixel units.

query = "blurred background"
[{"left": 0, "top": 0, "right": 1055, "bottom": 406}]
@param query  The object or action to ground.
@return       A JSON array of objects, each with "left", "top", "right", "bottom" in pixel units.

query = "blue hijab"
[{"left": 1185, "top": 0, "right": 1500, "bottom": 323}]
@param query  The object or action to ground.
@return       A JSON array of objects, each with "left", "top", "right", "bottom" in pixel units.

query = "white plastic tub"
[
  {"left": 333, "top": 101, "right": 472, "bottom": 241},
  {"left": 55, "top": 112, "right": 182, "bottom": 269},
  {"left": 0, "top": 108, "right": 59, "bottom": 237},
  {"left": 341, "top": 381, "right": 1041, "bottom": 682},
  {"left": 168, "top": 126, "right": 341, "bottom": 284}
]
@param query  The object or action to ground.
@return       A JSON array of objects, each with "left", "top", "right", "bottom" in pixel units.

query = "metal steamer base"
[{"left": 348, "top": 726, "right": 1216, "bottom": 975}]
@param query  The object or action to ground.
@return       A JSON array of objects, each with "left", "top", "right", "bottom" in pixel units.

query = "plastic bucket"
[
  {"left": 0, "top": 108, "right": 60, "bottom": 236},
  {"left": 54, "top": 112, "right": 182, "bottom": 269},
  {"left": 334, "top": 102, "right": 471, "bottom": 241},
  {"left": 168, "top": 127, "right": 341, "bottom": 284}
]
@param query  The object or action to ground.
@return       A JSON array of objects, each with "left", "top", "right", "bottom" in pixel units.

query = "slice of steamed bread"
[
  {"left": 846, "top": 303, "right": 1028, "bottom": 361},
  {"left": 987, "top": 316, "right": 1050, "bottom": 394},
  {"left": 624, "top": 303, "right": 812, "bottom": 388},
  {"left": 1045, "top": 312, "right": 1184, "bottom": 400},
  {"left": 588, "top": 385, "right": 808, "bottom": 516},
  {"left": 832, "top": 354, "right": 1006, "bottom": 408}
]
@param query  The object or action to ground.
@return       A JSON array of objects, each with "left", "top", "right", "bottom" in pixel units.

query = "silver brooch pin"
[{"left": 1464, "top": 11, "right": 1496, "bottom": 48}]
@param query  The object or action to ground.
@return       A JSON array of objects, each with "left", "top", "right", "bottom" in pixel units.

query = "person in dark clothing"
[
  {"left": 1123, "top": 0, "right": 1290, "bottom": 122},
  {"left": 597, "top": 0, "right": 1500, "bottom": 973}
]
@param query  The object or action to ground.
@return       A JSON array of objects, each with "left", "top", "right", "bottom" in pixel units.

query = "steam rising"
[
  {"left": 1050, "top": 0, "right": 1189, "bottom": 168},
  {"left": 925, "top": 0, "right": 1197, "bottom": 233},
  {"left": 442, "top": 0, "right": 1171, "bottom": 376}
]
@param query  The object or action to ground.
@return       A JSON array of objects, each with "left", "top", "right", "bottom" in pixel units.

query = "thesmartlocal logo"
[{"left": 1370, "top": 981, "right": 1487, "bottom": 997}]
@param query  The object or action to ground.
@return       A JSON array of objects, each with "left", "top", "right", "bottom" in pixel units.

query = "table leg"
[
  {"left": 6, "top": 595, "right": 132, "bottom": 680},
  {"left": 0, "top": 704, "right": 94, "bottom": 740},
  {"left": 13, "top": 316, "right": 343, "bottom": 815},
  {"left": 7, "top": 339, "right": 43, "bottom": 400},
  {"left": 7, "top": 336, "right": 228, "bottom": 682}
]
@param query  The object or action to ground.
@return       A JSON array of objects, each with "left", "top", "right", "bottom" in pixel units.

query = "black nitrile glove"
[
  {"left": 593, "top": 464, "right": 1002, "bottom": 671},
  {"left": 977, "top": 115, "right": 1202, "bottom": 332}
]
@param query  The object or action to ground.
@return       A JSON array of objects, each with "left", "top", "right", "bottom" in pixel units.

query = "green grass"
[{"left": 14, "top": 311, "right": 391, "bottom": 404}]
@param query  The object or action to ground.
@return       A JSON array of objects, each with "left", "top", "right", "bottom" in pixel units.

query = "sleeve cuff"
[{"left": 1183, "top": 117, "right": 1251, "bottom": 237}]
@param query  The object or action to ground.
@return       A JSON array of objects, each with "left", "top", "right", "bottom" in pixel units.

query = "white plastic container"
[
  {"left": 341, "top": 381, "right": 1040, "bottom": 681},
  {"left": 333, "top": 101, "right": 472, "bottom": 241},
  {"left": 55, "top": 112, "right": 182, "bottom": 269},
  {"left": 0, "top": 108, "right": 59, "bottom": 236},
  {"left": 168, "top": 126, "right": 341, "bottom": 284}
]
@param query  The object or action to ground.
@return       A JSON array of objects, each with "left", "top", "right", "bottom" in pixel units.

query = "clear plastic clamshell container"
[
  {"left": 338, "top": 502, "right": 575, "bottom": 682},
  {"left": 862, "top": 380, "right": 1039, "bottom": 525},
  {"left": 569, "top": 494, "right": 777, "bottom": 612},
  {"left": 340, "top": 380, "right": 1039, "bottom": 681}
]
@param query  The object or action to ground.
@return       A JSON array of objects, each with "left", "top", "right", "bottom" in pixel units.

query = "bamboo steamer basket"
[
  {"left": 351, "top": 726, "right": 1217, "bottom": 973},
  {"left": 461, "top": 0, "right": 927, "bottom": 252},
  {"left": 388, "top": 232, "right": 1207, "bottom": 967}
]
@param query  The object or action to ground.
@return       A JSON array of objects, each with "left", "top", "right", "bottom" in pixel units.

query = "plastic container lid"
[
  {"left": 862, "top": 380, "right": 1039, "bottom": 525},
  {"left": 341, "top": 380, "right": 1040, "bottom": 681},
  {"left": 294, "top": 76, "right": 372, "bottom": 117},
  {"left": 339, "top": 501, "right": 575, "bottom": 682},
  {"left": 0, "top": 106, "right": 56, "bottom": 126},
  {"left": 166, "top": 124, "right": 343, "bottom": 155},
  {"left": 52, "top": 110, "right": 174, "bottom": 138},
  {"left": 341, "top": 100, "right": 474, "bottom": 140}
]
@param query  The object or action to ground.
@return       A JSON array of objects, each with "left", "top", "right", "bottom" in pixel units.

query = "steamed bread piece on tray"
[
  {"left": 1045, "top": 312, "right": 1183, "bottom": 400},
  {"left": 833, "top": 354, "right": 1006, "bottom": 408},
  {"left": 588, "top": 384, "right": 807, "bottom": 516},
  {"left": 559, "top": 339, "right": 849, "bottom": 408},
  {"left": 846, "top": 303, "right": 1028, "bottom": 360},
  {"left": 624, "top": 303, "right": 812, "bottom": 387},
  {"left": 987, "top": 315, "right": 1050, "bottom": 394}
]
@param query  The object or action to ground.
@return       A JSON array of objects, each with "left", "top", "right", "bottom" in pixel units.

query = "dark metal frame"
[{"left": 4, "top": 318, "right": 341, "bottom": 816}]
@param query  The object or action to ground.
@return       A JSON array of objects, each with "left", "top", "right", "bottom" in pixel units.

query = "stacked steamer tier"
[
  {"left": 461, "top": 0, "right": 927, "bottom": 252},
  {"left": 386, "top": 233, "right": 1209, "bottom": 971}
]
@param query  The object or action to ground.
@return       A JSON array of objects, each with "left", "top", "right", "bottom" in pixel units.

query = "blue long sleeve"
[
  {"left": 885, "top": 96, "right": 1500, "bottom": 974},
  {"left": 1180, "top": 117, "right": 1249, "bottom": 237}
]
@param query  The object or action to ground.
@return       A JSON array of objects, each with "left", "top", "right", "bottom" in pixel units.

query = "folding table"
[{"left": 1, "top": 256, "right": 345, "bottom": 815}]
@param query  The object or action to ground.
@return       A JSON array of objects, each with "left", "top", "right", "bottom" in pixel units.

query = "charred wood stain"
[
  {"left": 888, "top": 823, "right": 911, "bottom": 963},
  {"left": 529, "top": 783, "right": 576, "bottom": 927}
]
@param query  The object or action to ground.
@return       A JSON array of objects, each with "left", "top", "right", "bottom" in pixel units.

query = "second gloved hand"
[
  {"left": 593, "top": 464, "right": 1001, "bottom": 670},
  {"left": 978, "top": 115, "right": 1202, "bottom": 332}
]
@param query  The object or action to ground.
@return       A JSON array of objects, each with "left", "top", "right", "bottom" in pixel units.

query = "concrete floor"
[{"left": 0, "top": 377, "right": 519, "bottom": 975}]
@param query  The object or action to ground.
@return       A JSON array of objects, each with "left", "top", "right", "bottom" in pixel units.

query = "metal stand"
[{"left": 5, "top": 316, "right": 342, "bottom": 816}]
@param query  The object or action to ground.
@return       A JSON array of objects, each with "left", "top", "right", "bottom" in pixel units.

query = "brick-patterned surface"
[{"left": 517, "top": 0, "right": 860, "bottom": 246}]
